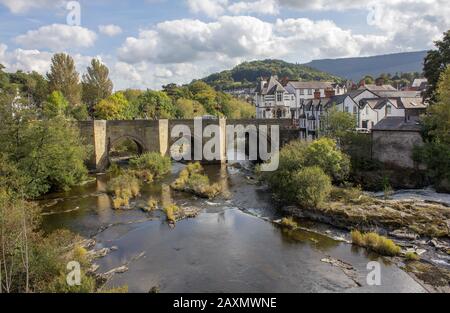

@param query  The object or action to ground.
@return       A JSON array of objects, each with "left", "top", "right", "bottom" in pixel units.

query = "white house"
[{"left": 255, "top": 76, "right": 295, "bottom": 119}]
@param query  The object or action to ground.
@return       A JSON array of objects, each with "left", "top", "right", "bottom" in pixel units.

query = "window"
[
  {"left": 366, "top": 106, "right": 369, "bottom": 115},
  {"left": 277, "top": 92, "right": 283, "bottom": 102},
  {"left": 300, "top": 89, "right": 305, "bottom": 95},
  {"left": 386, "top": 105, "right": 392, "bottom": 115},
  {"left": 353, "top": 106, "right": 357, "bottom": 114},
  {"left": 308, "top": 89, "right": 313, "bottom": 95},
  {"left": 345, "top": 106, "right": 349, "bottom": 113}
]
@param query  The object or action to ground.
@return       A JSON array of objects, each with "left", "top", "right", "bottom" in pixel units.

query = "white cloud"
[
  {"left": 228, "top": 0, "right": 279, "bottom": 15},
  {"left": 99, "top": 24, "right": 123, "bottom": 37},
  {"left": 187, "top": 0, "right": 228, "bottom": 18},
  {"left": 118, "top": 15, "right": 393, "bottom": 67},
  {"left": 15, "top": 24, "right": 97, "bottom": 51},
  {"left": 0, "top": 0, "right": 64, "bottom": 13}
]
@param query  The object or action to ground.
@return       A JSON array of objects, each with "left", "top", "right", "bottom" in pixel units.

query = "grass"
[
  {"left": 280, "top": 217, "right": 298, "bottom": 229},
  {"left": 351, "top": 230, "right": 401, "bottom": 256},
  {"left": 108, "top": 173, "right": 141, "bottom": 209},
  {"left": 171, "top": 162, "right": 222, "bottom": 199}
]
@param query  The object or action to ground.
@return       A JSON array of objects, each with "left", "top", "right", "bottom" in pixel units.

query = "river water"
[{"left": 39, "top": 162, "right": 427, "bottom": 293}]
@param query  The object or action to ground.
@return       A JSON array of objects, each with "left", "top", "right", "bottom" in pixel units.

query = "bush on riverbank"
[
  {"left": 292, "top": 167, "right": 332, "bottom": 209},
  {"left": 262, "top": 139, "right": 348, "bottom": 205},
  {"left": 164, "top": 204, "right": 182, "bottom": 223},
  {"left": 171, "top": 162, "right": 221, "bottom": 199},
  {"left": 130, "top": 152, "right": 171, "bottom": 179},
  {"left": 351, "top": 230, "right": 401, "bottom": 256}
]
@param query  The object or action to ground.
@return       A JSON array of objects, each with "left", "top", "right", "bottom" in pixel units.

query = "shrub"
[
  {"left": 351, "top": 230, "right": 365, "bottom": 246},
  {"left": 164, "top": 204, "right": 181, "bottom": 223},
  {"left": 263, "top": 139, "right": 349, "bottom": 203},
  {"left": 351, "top": 231, "right": 401, "bottom": 256},
  {"left": 146, "top": 198, "right": 158, "bottom": 211},
  {"left": 291, "top": 166, "right": 332, "bottom": 209},
  {"left": 108, "top": 173, "right": 140, "bottom": 209},
  {"left": 280, "top": 217, "right": 298, "bottom": 229},
  {"left": 130, "top": 152, "right": 171, "bottom": 179},
  {"left": 405, "top": 252, "right": 420, "bottom": 261},
  {"left": 171, "top": 162, "right": 221, "bottom": 199}
]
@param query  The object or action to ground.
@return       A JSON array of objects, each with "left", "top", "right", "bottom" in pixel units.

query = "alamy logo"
[
  {"left": 66, "top": 261, "right": 81, "bottom": 286},
  {"left": 170, "top": 118, "right": 280, "bottom": 172},
  {"left": 66, "top": 1, "right": 81, "bottom": 26},
  {"left": 366, "top": 261, "right": 381, "bottom": 286}
]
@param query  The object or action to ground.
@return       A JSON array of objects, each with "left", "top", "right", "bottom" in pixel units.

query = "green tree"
[
  {"left": 189, "top": 81, "right": 218, "bottom": 115},
  {"left": 47, "top": 53, "right": 81, "bottom": 106},
  {"left": 136, "top": 90, "right": 176, "bottom": 119},
  {"left": 175, "top": 98, "right": 206, "bottom": 118},
  {"left": 82, "top": 59, "right": 113, "bottom": 115},
  {"left": 322, "top": 107, "right": 356, "bottom": 140},
  {"left": 43, "top": 91, "right": 69, "bottom": 118},
  {"left": 414, "top": 66, "right": 450, "bottom": 191},
  {"left": 424, "top": 30, "right": 450, "bottom": 101},
  {"left": 95, "top": 92, "right": 132, "bottom": 120},
  {"left": 263, "top": 139, "right": 350, "bottom": 203}
]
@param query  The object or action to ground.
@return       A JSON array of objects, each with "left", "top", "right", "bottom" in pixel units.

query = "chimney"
[
  {"left": 314, "top": 90, "right": 321, "bottom": 99},
  {"left": 325, "top": 88, "right": 335, "bottom": 98}
]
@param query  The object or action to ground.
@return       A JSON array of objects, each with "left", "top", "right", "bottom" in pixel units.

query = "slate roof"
[
  {"left": 288, "top": 81, "right": 334, "bottom": 90},
  {"left": 372, "top": 117, "right": 422, "bottom": 132}
]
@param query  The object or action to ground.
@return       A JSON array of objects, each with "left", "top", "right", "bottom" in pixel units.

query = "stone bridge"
[{"left": 77, "top": 119, "right": 300, "bottom": 172}]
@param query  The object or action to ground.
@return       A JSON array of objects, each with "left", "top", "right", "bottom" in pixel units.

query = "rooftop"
[{"left": 372, "top": 117, "right": 422, "bottom": 132}]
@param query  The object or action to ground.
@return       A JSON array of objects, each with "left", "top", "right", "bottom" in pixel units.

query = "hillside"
[
  {"left": 201, "top": 59, "right": 342, "bottom": 90},
  {"left": 304, "top": 51, "right": 427, "bottom": 81}
]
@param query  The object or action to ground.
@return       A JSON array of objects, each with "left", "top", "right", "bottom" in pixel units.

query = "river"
[{"left": 38, "top": 162, "right": 427, "bottom": 293}]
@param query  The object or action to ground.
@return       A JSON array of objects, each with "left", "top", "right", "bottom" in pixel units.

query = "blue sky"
[{"left": 0, "top": 0, "right": 448, "bottom": 90}]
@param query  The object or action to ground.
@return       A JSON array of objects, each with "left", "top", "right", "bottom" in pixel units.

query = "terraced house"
[{"left": 255, "top": 76, "right": 428, "bottom": 137}]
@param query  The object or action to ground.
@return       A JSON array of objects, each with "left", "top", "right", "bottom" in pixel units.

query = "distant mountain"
[
  {"left": 201, "top": 59, "right": 342, "bottom": 90},
  {"left": 304, "top": 51, "right": 427, "bottom": 81}
]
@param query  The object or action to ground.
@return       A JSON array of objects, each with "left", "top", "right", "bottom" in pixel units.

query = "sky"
[{"left": 0, "top": 0, "right": 449, "bottom": 90}]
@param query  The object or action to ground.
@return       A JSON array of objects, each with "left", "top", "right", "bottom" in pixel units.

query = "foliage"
[
  {"left": 95, "top": 92, "right": 132, "bottom": 120},
  {"left": 43, "top": 91, "right": 69, "bottom": 118},
  {"left": 303, "top": 138, "right": 350, "bottom": 182},
  {"left": 175, "top": 98, "right": 206, "bottom": 118},
  {"left": 321, "top": 107, "right": 356, "bottom": 140},
  {"left": 405, "top": 252, "right": 420, "bottom": 261},
  {"left": 0, "top": 99, "right": 90, "bottom": 198},
  {"left": 164, "top": 204, "right": 181, "bottom": 223},
  {"left": 136, "top": 90, "right": 176, "bottom": 119},
  {"left": 291, "top": 166, "right": 332, "bottom": 209},
  {"left": 82, "top": 59, "right": 113, "bottom": 115},
  {"left": 47, "top": 53, "right": 81, "bottom": 106},
  {"left": 415, "top": 66, "right": 450, "bottom": 188},
  {"left": 0, "top": 185, "right": 96, "bottom": 293},
  {"left": 129, "top": 152, "right": 171, "bottom": 179},
  {"left": 107, "top": 173, "right": 141, "bottom": 209},
  {"left": 351, "top": 230, "right": 401, "bottom": 256},
  {"left": 263, "top": 139, "right": 347, "bottom": 206},
  {"left": 424, "top": 30, "right": 450, "bottom": 101},
  {"left": 280, "top": 217, "right": 298, "bottom": 230},
  {"left": 171, "top": 163, "right": 221, "bottom": 199}
]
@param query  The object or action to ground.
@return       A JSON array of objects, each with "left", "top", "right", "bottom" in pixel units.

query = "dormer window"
[{"left": 386, "top": 104, "right": 392, "bottom": 115}]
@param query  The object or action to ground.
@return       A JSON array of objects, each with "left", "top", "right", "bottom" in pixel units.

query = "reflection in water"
[{"left": 38, "top": 158, "right": 426, "bottom": 292}]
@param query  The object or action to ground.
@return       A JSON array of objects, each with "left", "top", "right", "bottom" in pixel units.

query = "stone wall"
[{"left": 372, "top": 130, "right": 424, "bottom": 169}]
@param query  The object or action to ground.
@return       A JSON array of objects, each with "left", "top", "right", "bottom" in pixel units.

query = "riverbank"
[{"left": 276, "top": 186, "right": 450, "bottom": 292}]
